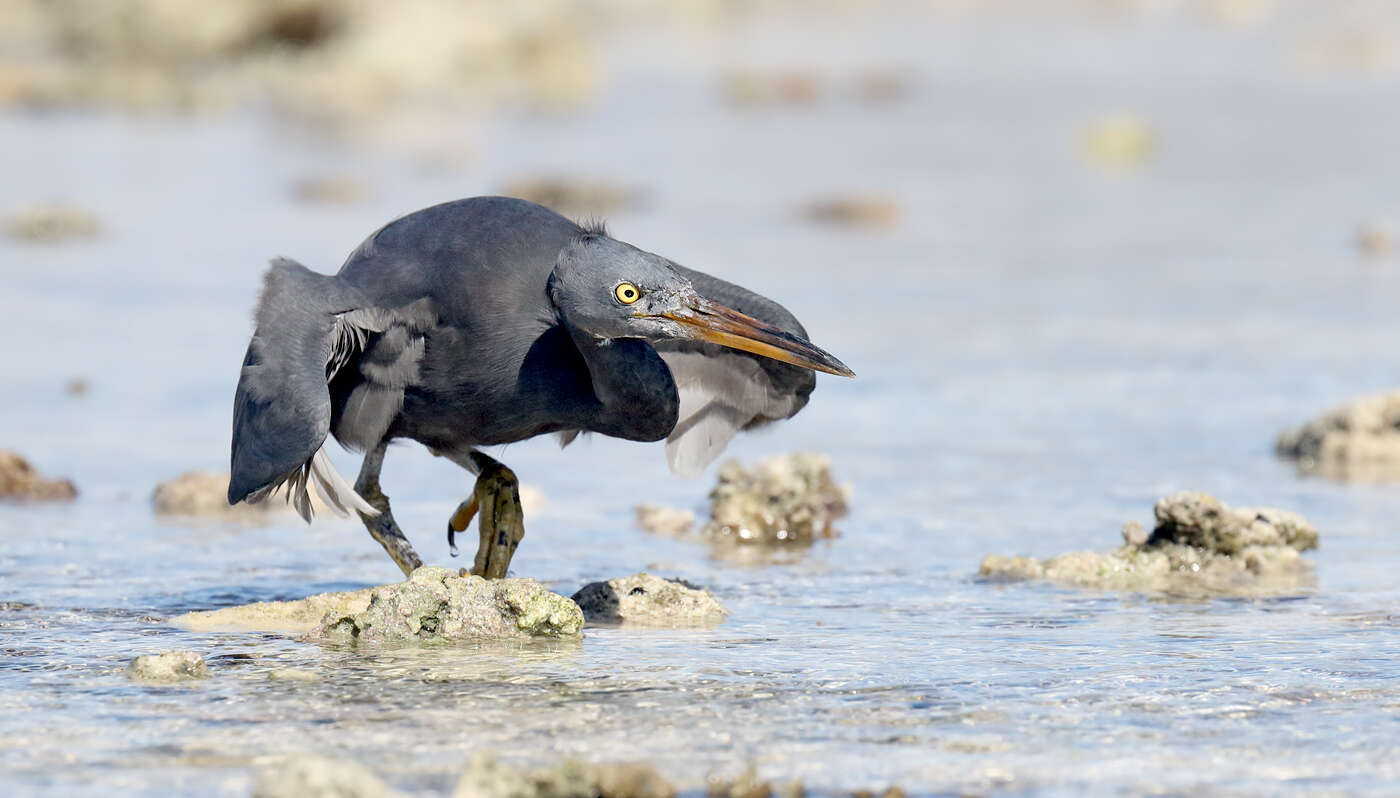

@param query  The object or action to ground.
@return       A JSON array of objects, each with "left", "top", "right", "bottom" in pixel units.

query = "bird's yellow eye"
[{"left": 615, "top": 282, "right": 641, "bottom": 304}]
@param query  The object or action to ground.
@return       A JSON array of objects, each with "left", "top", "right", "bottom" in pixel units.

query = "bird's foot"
[
  {"left": 354, "top": 443, "right": 423, "bottom": 578},
  {"left": 355, "top": 475, "right": 423, "bottom": 578},
  {"left": 446, "top": 457, "right": 525, "bottom": 579}
]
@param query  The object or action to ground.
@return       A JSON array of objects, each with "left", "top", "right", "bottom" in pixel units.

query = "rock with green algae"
[
  {"left": 570, "top": 572, "right": 727, "bottom": 626},
  {"left": 174, "top": 567, "right": 582, "bottom": 642},
  {"left": 312, "top": 566, "right": 583, "bottom": 643},
  {"left": 253, "top": 755, "right": 404, "bottom": 798},
  {"left": 452, "top": 753, "right": 674, "bottom": 798},
  {"left": 126, "top": 651, "right": 209, "bottom": 682},
  {"left": 979, "top": 492, "right": 1319, "bottom": 598}
]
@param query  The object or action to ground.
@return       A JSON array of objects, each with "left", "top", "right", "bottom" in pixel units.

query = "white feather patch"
[
  {"left": 309, "top": 447, "right": 379, "bottom": 518},
  {"left": 658, "top": 350, "right": 795, "bottom": 477}
]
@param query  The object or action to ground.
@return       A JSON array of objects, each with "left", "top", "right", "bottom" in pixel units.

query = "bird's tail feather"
[{"left": 244, "top": 445, "right": 379, "bottom": 522}]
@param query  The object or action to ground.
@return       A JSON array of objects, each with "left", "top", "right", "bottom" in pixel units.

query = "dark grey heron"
[{"left": 227, "top": 196, "right": 853, "bottom": 578}]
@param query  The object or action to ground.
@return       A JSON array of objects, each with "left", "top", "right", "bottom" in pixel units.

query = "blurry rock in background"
[
  {"left": 1291, "top": 28, "right": 1400, "bottom": 74},
  {"left": 0, "top": 450, "right": 77, "bottom": 502},
  {"left": 853, "top": 69, "right": 912, "bottom": 104},
  {"left": 641, "top": 453, "right": 849, "bottom": 548},
  {"left": 0, "top": 0, "right": 606, "bottom": 137},
  {"left": 1276, "top": 391, "right": 1400, "bottom": 480},
  {"left": 800, "top": 195, "right": 901, "bottom": 230},
  {"left": 1199, "top": 0, "right": 1277, "bottom": 29},
  {"left": 498, "top": 177, "right": 644, "bottom": 219},
  {"left": 722, "top": 68, "right": 911, "bottom": 107},
  {"left": 64, "top": 377, "right": 91, "bottom": 397},
  {"left": 635, "top": 503, "right": 696, "bottom": 536},
  {"left": 151, "top": 469, "right": 327, "bottom": 520},
  {"left": 979, "top": 492, "right": 1319, "bottom": 598},
  {"left": 722, "top": 69, "right": 824, "bottom": 107},
  {"left": 292, "top": 174, "right": 368, "bottom": 205},
  {"left": 1080, "top": 111, "right": 1158, "bottom": 170},
  {"left": 3, "top": 202, "right": 101, "bottom": 243},
  {"left": 571, "top": 572, "right": 727, "bottom": 626},
  {"left": 1357, "top": 220, "right": 1396, "bottom": 259}
]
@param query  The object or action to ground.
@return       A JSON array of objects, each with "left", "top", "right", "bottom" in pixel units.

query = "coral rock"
[{"left": 571, "top": 572, "right": 727, "bottom": 626}]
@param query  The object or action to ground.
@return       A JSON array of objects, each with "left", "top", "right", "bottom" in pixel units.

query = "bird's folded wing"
[{"left": 228, "top": 257, "right": 430, "bottom": 520}]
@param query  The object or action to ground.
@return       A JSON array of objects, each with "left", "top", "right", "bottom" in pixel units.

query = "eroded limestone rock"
[
  {"left": 452, "top": 753, "right": 674, "bottom": 798},
  {"left": 1277, "top": 391, "right": 1400, "bottom": 480},
  {"left": 701, "top": 454, "right": 849, "bottom": 545},
  {"left": 0, "top": 450, "right": 76, "bottom": 502},
  {"left": 126, "top": 651, "right": 209, "bottom": 682},
  {"left": 979, "top": 492, "right": 1319, "bottom": 598},
  {"left": 177, "top": 568, "right": 582, "bottom": 642},
  {"left": 571, "top": 573, "right": 727, "bottom": 626},
  {"left": 175, "top": 588, "right": 375, "bottom": 635},
  {"left": 312, "top": 567, "right": 583, "bottom": 643}
]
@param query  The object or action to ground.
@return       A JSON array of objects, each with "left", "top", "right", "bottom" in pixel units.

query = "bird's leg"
[
  {"left": 355, "top": 441, "right": 423, "bottom": 578},
  {"left": 441, "top": 450, "right": 525, "bottom": 579}
]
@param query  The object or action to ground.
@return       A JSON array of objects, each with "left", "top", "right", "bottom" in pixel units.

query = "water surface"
[{"left": 3, "top": 10, "right": 1400, "bottom": 796}]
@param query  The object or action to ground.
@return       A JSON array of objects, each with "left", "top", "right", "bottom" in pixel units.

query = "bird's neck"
[{"left": 567, "top": 329, "right": 679, "bottom": 442}]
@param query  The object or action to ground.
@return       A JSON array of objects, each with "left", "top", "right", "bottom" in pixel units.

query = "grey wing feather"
[{"left": 228, "top": 258, "right": 428, "bottom": 520}]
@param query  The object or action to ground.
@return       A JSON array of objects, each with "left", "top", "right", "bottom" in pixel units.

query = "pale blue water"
[{"left": 3, "top": 9, "right": 1400, "bottom": 796}]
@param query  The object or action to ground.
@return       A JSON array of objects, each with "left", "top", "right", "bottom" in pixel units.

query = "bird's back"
[{"left": 337, "top": 196, "right": 581, "bottom": 318}]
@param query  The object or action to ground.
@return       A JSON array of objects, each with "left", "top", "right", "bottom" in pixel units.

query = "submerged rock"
[
  {"left": 126, "top": 651, "right": 209, "bottom": 682},
  {"left": 979, "top": 492, "right": 1319, "bottom": 598},
  {"left": 1277, "top": 391, "right": 1400, "bottom": 480},
  {"left": 312, "top": 567, "right": 583, "bottom": 643},
  {"left": 453, "top": 753, "right": 674, "bottom": 798},
  {"left": 254, "top": 755, "right": 404, "bottom": 798},
  {"left": 571, "top": 573, "right": 727, "bottom": 626},
  {"left": 701, "top": 454, "right": 849, "bottom": 546},
  {"left": 0, "top": 450, "right": 77, "bottom": 502}
]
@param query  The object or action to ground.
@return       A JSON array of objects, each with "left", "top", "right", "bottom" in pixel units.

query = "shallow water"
[{"left": 4, "top": 8, "right": 1400, "bottom": 796}]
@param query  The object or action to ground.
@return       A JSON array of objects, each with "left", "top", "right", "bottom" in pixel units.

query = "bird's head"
[{"left": 549, "top": 232, "right": 853, "bottom": 377}]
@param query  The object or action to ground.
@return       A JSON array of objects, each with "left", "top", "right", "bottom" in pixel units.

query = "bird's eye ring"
[{"left": 614, "top": 282, "right": 641, "bottom": 304}]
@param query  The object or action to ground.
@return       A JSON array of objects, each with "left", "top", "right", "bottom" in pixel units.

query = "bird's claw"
[
  {"left": 445, "top": 460, "right": 525, "bottom": 579},
  {"left": 446, "top": 495, "right": 480, "bottom": 557}
]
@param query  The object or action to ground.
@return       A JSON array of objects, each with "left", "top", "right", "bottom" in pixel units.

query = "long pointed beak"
[{"left": 661, "top": 296, "right": 855, "bottom": 377}]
